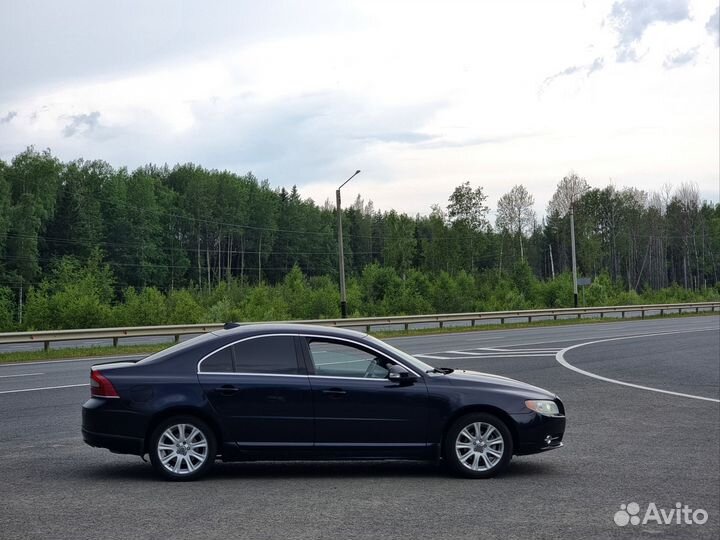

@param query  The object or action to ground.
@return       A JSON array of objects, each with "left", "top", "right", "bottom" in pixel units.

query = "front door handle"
[
  {"left": 321, "top": 388, "right": 347, "bottom": 398},
  {"left": 217, "top": 384, "right": 239, "bottom": 396}
]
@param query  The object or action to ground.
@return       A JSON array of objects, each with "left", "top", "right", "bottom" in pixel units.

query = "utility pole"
[
  {"left": 570, "top": 205, "right": 578, "bottom": 308},
  {"left": 336, "top": 170, "right": 361, "bottom": 318},
  {"left": 549, "top": 244, "right": 555, "bottom": 280}
]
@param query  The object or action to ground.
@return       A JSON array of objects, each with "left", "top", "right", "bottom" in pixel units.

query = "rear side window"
[
  {"left": 232, "top": 336, "right": 299, "bottom": 374},
  {"left": 199, "top": 347, "right": 234, "bottom": 373}
]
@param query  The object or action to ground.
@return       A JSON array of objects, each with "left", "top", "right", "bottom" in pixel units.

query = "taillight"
[{"left": 90, "top": 370, "right": 120, "bottom": 398}]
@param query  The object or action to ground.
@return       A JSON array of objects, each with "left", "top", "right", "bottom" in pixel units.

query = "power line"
[
  {"left": 0, "top": 253, "right": 339, "bottom": 271},
  {"left": 2, "top": 233, "right": 377, "bottom": 256},
  {"left": 55, "top": 189, "right": 339, "bottom": 238}
]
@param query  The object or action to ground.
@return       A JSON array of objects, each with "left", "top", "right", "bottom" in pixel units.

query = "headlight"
[{"left": 525, "top": 399, "right": 561, "bottom": 416}]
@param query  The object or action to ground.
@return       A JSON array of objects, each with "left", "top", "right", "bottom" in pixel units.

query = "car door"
[
  {"left": 198, "top": 335, "right": 313, "bottom": 450},
  {"left": 299, "top": 337, "right": 430, "bottom": 458}
]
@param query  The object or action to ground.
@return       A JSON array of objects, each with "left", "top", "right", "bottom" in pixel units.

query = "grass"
[
  {"left": 0, "top": 343, "right": 169, "bottom": 364},
  {"left": 0, "top": 310, "right": 717, "bottom": 365}
]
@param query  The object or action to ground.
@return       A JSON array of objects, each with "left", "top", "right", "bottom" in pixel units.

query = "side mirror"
[{"left": 387, "top": 364, "right": 418, "bottom": 385}]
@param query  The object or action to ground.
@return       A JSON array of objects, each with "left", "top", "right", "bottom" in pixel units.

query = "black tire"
[
  {"left": 443, "top": 413, "right": 513, "bottom": 478},
  {"left": 148, "top": 416, "right": 216, "bottom": 481}
]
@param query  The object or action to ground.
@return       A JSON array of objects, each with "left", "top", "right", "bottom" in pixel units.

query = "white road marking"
[
  {"left": 0, "top": 373, "right": 44, "bottom": 378},
  {"left": 0, "top": 383, "right": 89, "bottom": 395},
  {"left": 401, "top": 317, "right": 719, "bottom": 356},
  {"left": 554, "top": 328, "right": 720, "bottom": 404},
  {"left": 470, "top": 347, "right": 560, "bottom": 352},
  {"left": 447, "top": 349, "right": 558, "bottom": 356},
  {"left": 422, "top": 354, "right": 558, "bottom": 360},
  {"left": 416, "top": 346, "right": 561, "bottom": 361}
]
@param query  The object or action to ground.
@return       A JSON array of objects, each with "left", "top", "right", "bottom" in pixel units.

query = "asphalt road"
[{"left": 0, "top": 317, "right": 718, "bottom": 539}]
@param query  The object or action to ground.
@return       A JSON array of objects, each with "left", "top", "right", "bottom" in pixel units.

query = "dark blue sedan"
[{"left": 82, "top": 324, "right": 565, "bottom": 480}]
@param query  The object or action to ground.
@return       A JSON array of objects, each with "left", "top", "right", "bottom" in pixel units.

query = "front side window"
[
  {"left": 307, "top": 340, "right": 392, "bottom": 379},
  {"left": 232, "top": 336, "right": 300, "bottom": 374}
]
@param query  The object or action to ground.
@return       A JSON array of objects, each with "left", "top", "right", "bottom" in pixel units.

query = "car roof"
[{"left": 210, "top": 323, "right": 369, "bottom": 340}]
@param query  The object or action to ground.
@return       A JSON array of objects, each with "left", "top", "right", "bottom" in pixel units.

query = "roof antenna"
[{"left": 223, "top": 322, "right": 242, "bottom": 330}]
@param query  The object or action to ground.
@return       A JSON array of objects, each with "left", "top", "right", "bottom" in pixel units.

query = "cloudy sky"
[{"left": 1, "top": 0, "right": 718, "bottom": 217}]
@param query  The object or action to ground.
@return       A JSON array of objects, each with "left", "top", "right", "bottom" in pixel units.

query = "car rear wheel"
[
  {"left": 443, "top": 413, "right": 513, "bottom": 478},
  {"left": 149, "top": 416, "right": 216, "bottom": 481}
]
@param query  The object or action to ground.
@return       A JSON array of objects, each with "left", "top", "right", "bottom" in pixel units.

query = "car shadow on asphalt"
[{"left": 80, "top": 458, "right": 556, "bottom": 482}]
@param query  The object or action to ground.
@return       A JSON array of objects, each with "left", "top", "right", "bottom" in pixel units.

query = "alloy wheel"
[
  {"left": 454, "top": 421, "right": 505, "bottom": 472},
  {"left": 156, "top": 423, "right": 209, "bottom": 475}
]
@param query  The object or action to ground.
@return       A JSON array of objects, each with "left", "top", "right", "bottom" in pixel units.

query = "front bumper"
[{"left": 510, "top": 411, "right": 566, "bottom": 455}]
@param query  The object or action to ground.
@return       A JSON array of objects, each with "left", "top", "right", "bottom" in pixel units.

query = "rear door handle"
[
  {"left": 217, "top": 384, "right": 239, "bottom": 396},
  {"left": 321, "top": 388, "right": 347, "bottom": 397}
]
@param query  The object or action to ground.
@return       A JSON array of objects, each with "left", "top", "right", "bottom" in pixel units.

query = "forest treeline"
[{"left": 0, "top": 147, "right": 718, "bottom": 331}]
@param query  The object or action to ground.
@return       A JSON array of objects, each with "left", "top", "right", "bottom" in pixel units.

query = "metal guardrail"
[{"left": 0, "top": 302, "right": 717, "bottom": 351}]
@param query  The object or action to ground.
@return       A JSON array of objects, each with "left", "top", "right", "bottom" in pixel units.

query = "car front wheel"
[
  {"left": 444, "top": 413, "right": 513, "bottom": 478},
  {"left": 149, "top": 416, "right": 216, "bottom": 481}
]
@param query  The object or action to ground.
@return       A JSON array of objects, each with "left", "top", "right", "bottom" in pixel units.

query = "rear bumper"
[
  {"left": 82, "top": 398, "right": 147, "bottom": 456},
  {"left": 82, "top": 428, "right": 144, "bottom": 456}
]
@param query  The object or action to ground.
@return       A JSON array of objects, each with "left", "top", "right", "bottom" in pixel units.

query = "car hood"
[{"left": 443, "top": 369, "right": 556, "bottom": 399}]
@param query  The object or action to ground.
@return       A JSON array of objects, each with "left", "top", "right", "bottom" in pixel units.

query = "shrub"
[
  {"left": 23, "top": 255, "right": 114, "bottom": 330},
  {"left": 510, "top": 260, "right": 535, "bottom": 299},
  {"left": 114, "top": 287, "right": 167, "bottom": 326},
  {"left": 357, "top": 265, "right": 402, "bottom": 315},
  {"left": 585, "top": 272, "right": 613, "bottom": 306},
  {"left": 384, "top": 270, "right": 433, "bottom": 315},
  {"left": 534, "top": 273, "right": 573, "bottom": 308},
  {"left": 166, "top": 289, "right": 206, "bottom": 324},
  {"left": 305, "top": 276, "right": 341, "bottom": 319},
  {"left": 611, "top": 290, "right": 642, "bottom": 305},
  {"left": 52, "top": 284, "right": 113, "bottom": 328},
  {"left": 23, "top": 285, "right": 52, "bottom": 330},
  {"left": 241, "top": 284, "right": 289, "bottom": 321},
  {"left": 280, "top": 265, "right": 312, "bottom": 319},
  {"left": 430, "top": 271, "right": 475, "bottom": 313},
  {"left": 207, "top": 298, "right": 244, "bottom": 323}
]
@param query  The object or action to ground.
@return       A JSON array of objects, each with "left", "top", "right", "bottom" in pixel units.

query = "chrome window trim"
[
  {"left": 196, "top": 372, "right": 395, "bottom": 383},
  {"left": 308, "top": 375, "right": 393, "bottom": 382},
  {"left": 196, "top": 332, "right": 423, "bottom": 379},
  {"left": 198, "top": 371, "right": 308, "bottom": 378}
]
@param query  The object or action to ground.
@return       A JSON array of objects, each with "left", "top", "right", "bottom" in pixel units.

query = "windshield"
[{"left": 363, "top": 334, "right": 436, "bottom": 373}]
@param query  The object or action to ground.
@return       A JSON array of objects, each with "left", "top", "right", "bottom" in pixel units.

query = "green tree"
[
  {"left": 5, "top": 148, "right": 62, "bottom": 283},
  {"left": 496, "top": 184, "right": 535, "bottom": 260},
  {"left": 447, "top": 181, "right": 490, "bottom": 231}
]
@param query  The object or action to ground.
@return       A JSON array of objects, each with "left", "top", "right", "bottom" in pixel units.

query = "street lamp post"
[
  {"left": 570, "top": 204, "right": 578, "bottom": 308},
  {"left": 336, "top": 170, "right": 361, "bottom": 318}
]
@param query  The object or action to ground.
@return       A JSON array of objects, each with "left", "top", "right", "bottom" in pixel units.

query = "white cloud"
[
  {"left": 663, "top": 47, "right": 699, "bottom": 68},
  {"left": 707, "top": 6, "right": 720, "bottom": 44},
  {"left": 0, "top": 0, "right": 717, "bottom": 217},
  {"left": 0, "top": 111, "right": 16, "bottom": 124},
  {"left": 609, "top": 0, "right": 690, "bottom": 61}
]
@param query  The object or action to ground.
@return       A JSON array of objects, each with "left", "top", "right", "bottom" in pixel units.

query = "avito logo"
[{"left": 614, "top": 502, "right": 708, "bottom": 527}]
